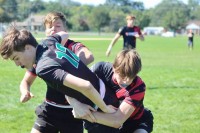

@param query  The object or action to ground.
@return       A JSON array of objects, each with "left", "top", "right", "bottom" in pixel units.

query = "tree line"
[{"left": 0, "top": 0, "right": 200, "bottom": 33}]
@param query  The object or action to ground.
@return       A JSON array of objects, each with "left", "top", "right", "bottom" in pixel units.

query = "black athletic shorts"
[
  {"left": 123, "top": 43, "right": 135, "bottom": 50},
  {"left": 120, "top": 108, "right": 154, "bottom": 133},
  {"left": 84, "top": 121, "right": 120, "bottom": 133},
  {"left": 33, "top": 102, "right": 83, "bottom": 133}
]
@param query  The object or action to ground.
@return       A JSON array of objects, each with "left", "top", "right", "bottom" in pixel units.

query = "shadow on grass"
[{"left": 147, "top": 86, "right": 199, "bottom": 89}]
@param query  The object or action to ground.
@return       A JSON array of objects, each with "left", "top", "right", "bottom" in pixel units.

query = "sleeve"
[
  {"left": 123, "top": 77, "right": 145, "bottom": 108},
  {"left": 49, "top": 34, "right": 62, "bottom": 43},
  {"left": 90, "top": 62, "right": 104, "bottom": 75},
  {"left": 71, "top": 42, "right": 86, "bottom": 54},
  {"left": 37, "top": 67, "right": 67, "bottom": 86},
  {"left": 136, "top": 27, "right": 142, "bottom": 35},
  {"left": 118, "top": 26, "right": 125, "bottom": 35},
  {"left": 41, "top": 34, "right": 62, "bottom": 47},
  {"left": 27, "top": 67, "right": 37, "bottom": 76}
]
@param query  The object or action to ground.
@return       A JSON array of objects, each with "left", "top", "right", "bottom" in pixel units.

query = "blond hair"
[
  {"left": 126, "top": 15, "right": 136, "bottom": 20},
  {"left": 44, "top": 11, "right": 67, "bottom": 28},
  {"left": 113, "top": 49, "right": 141, "bottom": 79}
]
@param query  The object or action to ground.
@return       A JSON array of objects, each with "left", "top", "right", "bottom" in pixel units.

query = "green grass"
[{"left": 0, "top": 34, "right": 200, "bottom": 133}]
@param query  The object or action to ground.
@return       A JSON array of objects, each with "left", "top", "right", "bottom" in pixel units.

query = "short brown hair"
[
  {"left": 113, "top": 49, "right": 141, "bottom": 79},
  {"left": 0, "top": 27, "right": 38, "bottom": 59},
  {"left": 44, "top": 11, "right": 67, "bottom": 28},
  {"left": 126, "top": 15, "right": 136, "bottom": 20}
]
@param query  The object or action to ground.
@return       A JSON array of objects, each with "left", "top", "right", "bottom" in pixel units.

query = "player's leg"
[
  {"left": 134, "top": 108, "right": 154, "bottom": 133},
  {"left": 58, "top": 108, "right": 83, "bottom": 133},
  {"left": 120, "top": 108, "right": 153, "bottom": 133},
  {"left": 33, "top": 103, "right": 58, "bottom": 133},
  {"left": 134, "top": 129, "right": 148, "bottom": 133},
  {"left": 84, "top": 80, "right": 120, "bottom": 133}
]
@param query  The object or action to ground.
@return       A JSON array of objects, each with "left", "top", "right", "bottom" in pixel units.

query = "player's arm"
[
  {"left": 138, "top": 34, "right": 144, "bottom": 41},
  {"left": 55, "top": 31, "right": 69, "bottom": 45},
  {"left": 19, "top": 71, "right": 36, "bottom": 102},
  {"left": 66, "top": 95, "right": 96, "bottom": 122},
  {"left": 73, "top": 43, "right": 94, "bottom": 65},
  {"left": 88, "top": 101, "right": 135, "bottom": 128},
  {"left": 106, "top": 33, "right": 121, "bottom": 57},
  {"left": 63, "top": 73, "right": 115, "bottom": 113},
  {"left": 54, "top": 32, "right": 94, "bottom": 65},
  {"left": 135, "top": 29, "right": 144, "bottom": 41}
]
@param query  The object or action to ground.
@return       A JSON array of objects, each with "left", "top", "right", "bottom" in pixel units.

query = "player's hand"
[
  {"left": 134, "top": 34, "right": 140, "bottom": 38},
  {"left": 105, "top": 105, "right": 117, "bottom": 113},
  {"left": 72, "top": 102, "right": 97, "bottom": 122},
  {"left": 20, "top": 91, "right": 34, "bottom": 103},
  {"left": 45, "top": 27, "right": 56, "bottom": 36}
]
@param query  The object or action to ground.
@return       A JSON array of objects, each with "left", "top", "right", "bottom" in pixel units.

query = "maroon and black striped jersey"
[{"left": 91, "top": 61, "right": 145, "bottom": 120}]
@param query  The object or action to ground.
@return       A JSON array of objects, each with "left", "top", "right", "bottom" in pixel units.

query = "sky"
[{"left": 71, "top": 0, "right": 189, "bottom": 9}]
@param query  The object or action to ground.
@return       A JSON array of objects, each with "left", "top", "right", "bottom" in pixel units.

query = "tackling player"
[{"left": 71, "top": 49, "right": 154, "bottom": 133}]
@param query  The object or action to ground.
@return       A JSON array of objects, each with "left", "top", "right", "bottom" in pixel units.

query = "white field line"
[{"left": 36, "top": 38, "right": 123, "bottom": 41}]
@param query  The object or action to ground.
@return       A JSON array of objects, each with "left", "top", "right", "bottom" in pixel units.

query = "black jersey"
[
  {"left": 91, "top": 62, "right": 145, "bottom": 120},
  {"left": 29, "top": 35, "right": 88, "bottom": 105},
  {"left": 34, "top": 35, "right": 99, "bottom": 106},
  {"left": 118, "top": 26, "right": 142, "bottom": 49}
]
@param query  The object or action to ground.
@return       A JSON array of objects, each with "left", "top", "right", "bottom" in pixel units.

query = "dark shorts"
[
  {"left": 83, "top": 85, "right": 120, "bottom": 133},
  {"left": 33, "top": 102, "right": 83, "bottom": 133},
  {"left": 84, "top": 121, "right": 120, "bottom": 133},
  {"left": 120, "top": 108, "right": 154, "bottom": 133},
  {"left": 188, "top": 40, "right": 193, "bottom": 46},
  {"left": 123, "top": 43, "right": 136, "bottom": 50}
]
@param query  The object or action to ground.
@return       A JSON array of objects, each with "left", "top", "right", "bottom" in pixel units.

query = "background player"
[{"left": 106, "top": 15, "right": 144, "bottom": 56}]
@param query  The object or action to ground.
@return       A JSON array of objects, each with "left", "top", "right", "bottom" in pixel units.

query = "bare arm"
[
  {"left": 76, "top": 47, "right": 94, "bottom": 65},
  {"left": 87, "top": 101, "right": 135, "bottom": 128},
  {"left": 135, "top": 33, "right": 144, "bottom": 41},
  {"left": 63, "top": 73, "right": 115, "bottom": 113},
  {"left": 20, "top": 71, "right": 36, "bottom": 102},
  {"left": 106, "top": 33, "right": 121, "bottom": 57},
  {"left": 55, "top": 31, "right": 69, "bottom": 45},
  {"left": 66, "top": 96, "right": 96, "bottom": 122}
]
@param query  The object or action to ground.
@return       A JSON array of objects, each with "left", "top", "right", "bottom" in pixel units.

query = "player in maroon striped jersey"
[
  {"left": 72, "top": 49, "right": 153, "bottom": 133},
  {"left": 19, "top": 12, "right": 94, "bottom": 133}
]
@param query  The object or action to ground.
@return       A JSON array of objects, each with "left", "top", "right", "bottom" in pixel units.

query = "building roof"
[
  {"left": 14, "top": 14, "right": 45, "bottom": 27},
  {"left": 186, "top": 23, "right": 200, "bottom": 30}
]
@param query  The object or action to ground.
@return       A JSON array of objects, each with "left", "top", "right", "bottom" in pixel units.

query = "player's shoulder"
[{"left": 91, "top": 61, "right": 111, "bottom": 71}]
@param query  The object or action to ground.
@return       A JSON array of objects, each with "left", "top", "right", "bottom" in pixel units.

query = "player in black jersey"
[
  {"left": 72, "top": 49, "right": 154, "bottom": 133},
  {"left": 19, "top": 12, "right": 94, "bottom": 133},
  {"left": 106, "top": 15, "right": 144, "bottom": 56},
  {"left": 0, "top": 28, "right": 119, "bottom": 133}
]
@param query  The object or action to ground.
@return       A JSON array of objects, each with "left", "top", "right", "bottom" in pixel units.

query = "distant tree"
[
  {"left": 150, "top": 0, "right": 189, "bottom": 31},
  {"left": 108, "top": 10, "right": 126, "bottom": 32},
  {"left": 0, "top": 0, "right": 18, "bottom": 22},
  {"left": 190, "top": 5, "right": 200, "bottom": 20},
  {"left": 136, "top": 10, "right": 151, "bottom": 29},
  {"left": 30, "top": 0, "right": 45, "bottom": 13},
  {"left": 69, "top": 5, "right": 92, "bottom": 31},
  {"left": 105, "top": 0, "right": 144, "bottom": 11},
  {"left": 90, "top": 6, "right": 110, "bottom": 34},
  {"left": 188, "top": 0, "right": 200, "bottom": 19}
]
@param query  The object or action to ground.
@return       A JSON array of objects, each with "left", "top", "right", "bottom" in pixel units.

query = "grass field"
[{"left": 0, "top": 33, "right": 200, "bottom": 133}]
